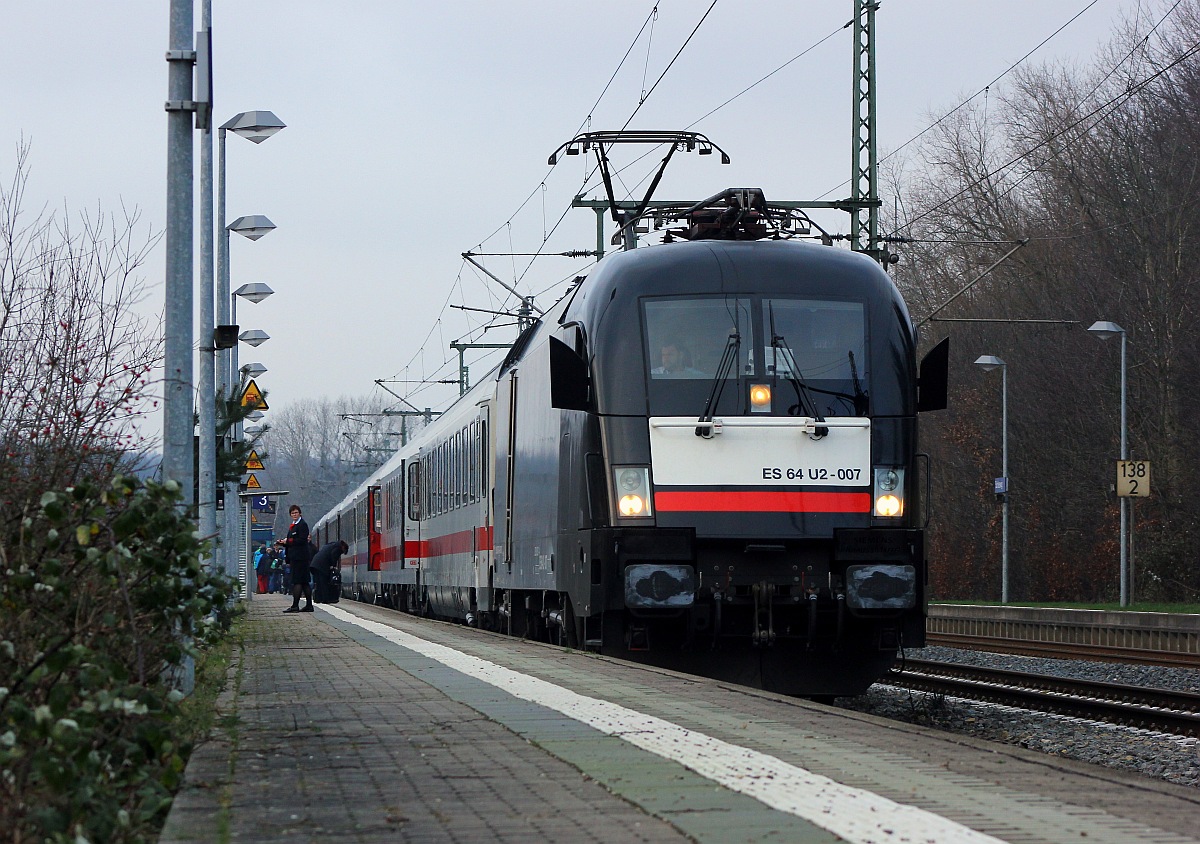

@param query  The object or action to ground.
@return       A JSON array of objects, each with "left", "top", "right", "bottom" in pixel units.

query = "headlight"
[
  {"left": 749, "top": 384, "right": 772, "bottom": 413},
  {"left": 875, "top": 494, "right": 902, "bottom": 517},
  {"left": 613, "top": 465, "right": 653, "bottom": 519},
  {"left": 873, "top": 467, "right": 905, "bottom": 518},
  {"left": 619, "top": 494, "right": 646, "bottom": 516},
  {"left": 619, "top": 468, "right": 643, "bottom": 491}
]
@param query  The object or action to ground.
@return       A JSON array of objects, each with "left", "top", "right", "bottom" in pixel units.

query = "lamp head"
[
  {"left": 239, "top": 329, "right": 270, "bottom": 348},
  {"left": 234, "top": 283, "right": 274, "bottom": 304},
  {"left": 974, "top": 354, "right": 1005, "bottom": 372},
  {"left": 221, "top": 110, "right": 286, "bottom": 144},
  {"left": 1088, "top": 320, "right": 1125, "bottom": 340},
  {"left": 228, "top": 215, "right": 276, "bottom": 241}
]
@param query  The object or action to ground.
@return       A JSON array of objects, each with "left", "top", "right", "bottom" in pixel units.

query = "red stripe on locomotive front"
[{"left": 655, "top": 490, "right": 871, "bottom": 513}]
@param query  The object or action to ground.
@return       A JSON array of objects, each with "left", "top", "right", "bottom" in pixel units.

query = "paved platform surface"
[{"left": 160, "top": 595, "right": 1200, "bottom": 844}]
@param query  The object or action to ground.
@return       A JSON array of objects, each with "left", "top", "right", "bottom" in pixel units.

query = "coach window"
[
  {"left": 423, "top": 455, "right": 432, "bottom": 518},
  {"left": 452, "top": 434, "right": 459, "bottom": 509},
  {"left": 440, "top": 441, "right": 446, "bottom": 514},
  {"left": 480, "top": 420, "right": 488, "bottom": 497},
  {"left": 461, "top": 429, "right": 468, "bottom": 506},
  {"left": 452, "top": 432, "right": 460, "bottom": 509},
  {"left": 468, "top": 422, "right": 477, "bottom": 503},
  {"left": 451, "top": 432, "right": 458, "bottom": 509},
  {"left": 408, "top": 460, "right": 422, "bottom": 520},
  {"left": 436, "top": 441, "right": 446, "bottom": 513},
  {"left": 451, "top": 432, "right": 459, "bottom": 509},
  {"left": 438, "top": 441, "right": 447, "bottom": 514},
  {"left": 457, "top": 429, "right": 466, "bottom": 508}
]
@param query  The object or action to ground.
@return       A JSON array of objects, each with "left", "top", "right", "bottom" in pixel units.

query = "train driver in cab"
[{"left": 651, "top": 338, "right": 705, "bottom": 378}]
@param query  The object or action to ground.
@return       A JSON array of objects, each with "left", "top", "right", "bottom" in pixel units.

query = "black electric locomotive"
[{"left": 315, "top": 189, "right": 947, "bottom": 697}]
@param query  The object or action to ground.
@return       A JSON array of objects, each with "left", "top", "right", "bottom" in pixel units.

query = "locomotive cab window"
[
  {"left": 643, "top": 295, "right": 871, "bottom": 418},
  {"left": 644, "top": 297, "right": 751, "bottom": 381},
  {"left": 762, "top": 298, "right": 869, "bottom": 417}
]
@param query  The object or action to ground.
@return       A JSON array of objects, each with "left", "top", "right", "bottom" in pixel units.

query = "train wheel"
[{"left": 558, "top": 595, "right": 580, "bottom": 649}]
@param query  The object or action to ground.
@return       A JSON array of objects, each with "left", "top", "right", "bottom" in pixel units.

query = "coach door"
[
  {"left": 493, "top": 371, "right": 518, "bottom": 574},
  {"left": 368, "top": 485, "right": 382, "bottom": 571},
  {"left": 406, "top": 459, "right": 422, "bottom": 569}
]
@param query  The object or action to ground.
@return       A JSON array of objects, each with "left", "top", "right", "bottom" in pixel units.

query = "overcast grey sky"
[{"left": 0, "top": 1, "right": 1142, "bottom": 439}]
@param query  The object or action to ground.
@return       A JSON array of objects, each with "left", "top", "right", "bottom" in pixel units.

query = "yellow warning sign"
[
  {"left": 245, "top": 450, "right": 265, "bottom": 471},
  {"left": 245, "top": 474, "right": 261, "bottom": 490},
  {"left": 240, "top": 379, "right": 268, "bottom": 410}
]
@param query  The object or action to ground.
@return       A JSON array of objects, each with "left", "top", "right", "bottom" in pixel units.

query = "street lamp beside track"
[
  {"left": 1088, "top": 320, "right": 1130, "bottom": 607},
  {"left": 974, "top": 355, "right": 1009, "bottom": 604}
]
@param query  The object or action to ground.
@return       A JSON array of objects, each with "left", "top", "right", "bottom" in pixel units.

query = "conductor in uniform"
[{"left": 278, "top": 504, "right": 313, "bottom": 613}]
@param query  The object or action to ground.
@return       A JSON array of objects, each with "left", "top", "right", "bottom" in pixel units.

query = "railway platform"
[{"left": 159, "top": 596, "right": 1200, "bottom": 844}]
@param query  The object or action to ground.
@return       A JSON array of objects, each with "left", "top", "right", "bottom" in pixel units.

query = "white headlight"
[
  {"left": 873, "top": 467, "right": 905, "bottom": 518},
  {"left": 612, "top": 466, "right": 653, "bottom": 518},
  {"left": 619, "top": 494, "right": 646, "bottom": 516}
]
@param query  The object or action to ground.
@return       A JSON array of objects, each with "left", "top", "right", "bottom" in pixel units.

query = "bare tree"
[
  {"left": 888, "top": 3, "right": 1200, "bottom": 602},
  {"left": 0, "top": 142, "right": 160, "bottom": 530},
  {"left": 261, "top": 394, "right": 417, "bottom": 530}
]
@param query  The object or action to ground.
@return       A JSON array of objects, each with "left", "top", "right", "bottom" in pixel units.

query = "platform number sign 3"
[{"left": 1117, "top": 460, "right": 1150, "bottom": 497}]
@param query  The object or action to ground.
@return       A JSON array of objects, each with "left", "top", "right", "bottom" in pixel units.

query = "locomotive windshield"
[
  {"left": 642, "top": 294, "right": 870, "bottom": 417},
  {"left": 644, "top": 297, "right": 751, "bottom": 380},
  {"left": 764, "top": 298, "right": 868, "bottom": 417}
]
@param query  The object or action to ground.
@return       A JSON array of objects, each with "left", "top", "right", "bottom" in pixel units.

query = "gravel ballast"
[{"left": 834, "top": 646, "right": 1200, "bottom": 788}]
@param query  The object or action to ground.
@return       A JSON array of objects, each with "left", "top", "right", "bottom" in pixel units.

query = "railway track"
[
  {"left": 926, "top": 604, "right": 1200, "bottom": 669},
  {"left": 925, "top": 631, "right": 1200, "bottom": 668},
  {"left": 889, "top": 657, "right": 1200, "bottom": 737}
]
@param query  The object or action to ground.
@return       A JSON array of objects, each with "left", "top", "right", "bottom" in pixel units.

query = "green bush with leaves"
[{"left": 0, "top": 475, "right": 235, "bottom": 843}]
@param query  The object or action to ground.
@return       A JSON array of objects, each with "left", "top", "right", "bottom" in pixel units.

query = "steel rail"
[
  {"left": 926, "top": 631, "right": 1200, "bottom": 670},
  {"left": 889, "top": 659, "right": 1200, "bottom": 737}
]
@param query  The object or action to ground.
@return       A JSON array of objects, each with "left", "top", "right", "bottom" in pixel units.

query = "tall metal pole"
[
  {"left": 216, "top": 126, "right": 234, "bottom": 584},
  {"left": 163, "top": 0, "right": 195, "bottom": 500},
  {"left": 850, "top": 0, "right": 880, "bottom": 260},
  {"left": 1000, "top": 365, "right": 1009, "bottom": 604},
  {"left": 1119, "top": 332, "right": 1128, "bottom": 607},
  {"left": 197, "top": 1, "right": 217, "bottom": 560}
]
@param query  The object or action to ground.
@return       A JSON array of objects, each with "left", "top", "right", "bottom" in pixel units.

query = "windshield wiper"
[
  {"left": 771, "top": 333, "right": 828, "bottom": 437},
  {"left": 847, "top": 350, "right": 869, "bottom": 416},
  {"left": 696, "top": 330, "right": 740, "bottom": 436},
  {"left": 768, "top": 302, "right": 822, "bottom": 426}
]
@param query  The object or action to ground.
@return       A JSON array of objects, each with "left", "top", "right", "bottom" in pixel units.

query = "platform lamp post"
[
  {"left": 974, "top": 355, "right": 1009, "bottom": 604},
  {"left": 219, "top": 221, "right": 274, "bottom": 590},
  {"left": 214, "top": 110, "right": 283, "bottom": 586},
  {"left": 231, "top": 300, "right": 271, "bottom": 596},
  {"left": 1088, "top": 320, "right": 1129, "bottom": 607}
]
